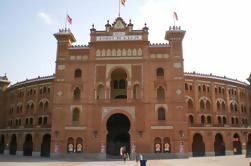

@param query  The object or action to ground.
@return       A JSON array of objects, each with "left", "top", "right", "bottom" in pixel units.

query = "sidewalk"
[{"left": 0, "top": 155, "right": 250, "bottom": 166}]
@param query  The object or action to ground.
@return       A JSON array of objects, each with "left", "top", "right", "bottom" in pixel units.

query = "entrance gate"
[
  {"left": 214, "top": 133, "right": 225, "bottom": 156},
  {"left": 106, "top": 113, "right": 130, "bottom": 157}
]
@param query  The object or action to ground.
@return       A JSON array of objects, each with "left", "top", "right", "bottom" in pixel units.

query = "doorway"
[{"left": 106, "top": 113, "right": 130, "bottom": 157}]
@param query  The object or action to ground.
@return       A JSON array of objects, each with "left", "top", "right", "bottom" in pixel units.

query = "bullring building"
[{"left": 0, "top": 17, "right": 251, "bottom": 159}]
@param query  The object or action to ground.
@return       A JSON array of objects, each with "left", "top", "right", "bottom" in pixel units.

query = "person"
[{"left": 120, "top": 146, "right": 127, "bottom": 162}]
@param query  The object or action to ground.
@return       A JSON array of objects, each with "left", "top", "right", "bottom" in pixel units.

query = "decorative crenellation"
[
  {"left": 169, "top": 26, "right": 181, "bottom": 31},
  {"left": 150, "top": 54, "right": 169, "bottom": 59},
  {"left": 96, "top": 48, "right": 142, "bottom": 57},
  {"left": 70, "top": 44, "right": 89, "bottom": 48},
  {"left": 149, "top": 43, "right": 169, "bottom": 47},
  {"left": 58, "top": 28, "right": 72, "bottom": 33},
  {"left": 70, "top": 55, "right": 89, "bottom": 61}
]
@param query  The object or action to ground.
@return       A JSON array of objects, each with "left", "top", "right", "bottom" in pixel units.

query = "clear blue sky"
[{"left": 1, "top": 0, "right": 251, "bottom": 85}]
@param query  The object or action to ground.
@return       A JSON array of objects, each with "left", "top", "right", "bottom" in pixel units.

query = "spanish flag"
[{"left": 121, "top": 0, "right": 126, "bottom": 6}]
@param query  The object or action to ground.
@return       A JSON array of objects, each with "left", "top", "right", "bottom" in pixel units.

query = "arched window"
[
  {"left": 29, "top": 118, "right": 33, "bottom": 125},
  {"left": 76, "top": 137, "right": 83, "bottom": 153},
  {"left": 97, "top": 84, "right": 105, "bottom": 99},
  {"left": 39, "top": 102, "right": 43, "bottom": 112},
  {"left": 43, "top": 117, "right": 48, "bottom": 125},
  {"left": 207, "top": 116, "right": 212, "bottom": 124},
  {"left": 74, "top": 69, "right": 82, "bottom": 78},
  {"left": 203, "top": 85, "right": 206, "bottom": 92},
  {"left": 119, "top": 79, "right": 126, "bottom": 89},
  {"left": 223, "top": 117, "right": 227, "bottom": 125},
  {"left": 163, "top": 137, "right": 171, "bottom": 153},
  {"left": 44, "top": 101, "right": 48, "bottom": 112},
  {"left": 201, "top": 116, "right": 205, "bottom": 124},
  {"left": 222, "top": 102, "right": 226, "bottom": 111},
  {"left": 230, "top": 103, "right": 234, "bottom": 112},
  {"left": 26, "top": 104, "right": 30, "bottom": 112},
  {"left": 133, "top": 84, "right": 140, "bottom": 99},
  {"left": 157, "top": 107, "right": 166, "bottom": 120},
  {"left": 73, "top": 87, "right": 81, "bottom": 100},
  {"left": 217, "top": 101, "right": 221, "bottom": 112},
  {"left": 188, "top": 99, "right": 193, "bottom": 110},
  {"left": 231, "top": 117, "right": 235, "bottom": 124},
  {"left": 206, "top": 101, "right": 210, "bottom": 111},
  {"left": 188, "top": 115, "right": 194, "bottom": 124},
  {"left": 38, "top": 117, "right": 42, "bottom": 125},
  {"left": 156, "top": 68, "right": 164, "bottom": 76},
  {"left": 67, "top": 137, "right": 74, "bottom": 153},
  {"left": 235, "top": 117, "right": 239, "bottom": 124},
  {"left": 218, "top": 116, "right": 222, "bottom": 124},
  {"left": 157, "top": 86, "right": 165, "bottom": 100},
  {"left": 234, "top": 104, "right": 238, "bottom": 112},
  {"left": 154, "top": 137, "right": 162, "bottom": 153},
  {"left": 200, "top": 100, "right": 205, "bottom": 111},
  {"left": 72, "top": 108, "right": 80, "bottom": 122},
  {"left": 185, "top": 83, "right": 188, "bottom": 91},
  {"left": 30, "top": 103, "right": 34, "bottom": 112}
]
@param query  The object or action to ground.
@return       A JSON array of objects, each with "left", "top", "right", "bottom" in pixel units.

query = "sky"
[{"left": 0, "top": 0, "right": 251, "bottom": 85}]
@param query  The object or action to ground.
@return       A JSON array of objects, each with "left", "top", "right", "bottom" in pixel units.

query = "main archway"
[{"left": 106, "top": 113, "right": 130, "bottom": 157}]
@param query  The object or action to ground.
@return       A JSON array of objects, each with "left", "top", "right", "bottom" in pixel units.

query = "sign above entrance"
[
  {"left": 96, "top": 35, "right": 142, "bottom": 41},
  {"left": 96, "top": 32, "right": 142, "bottom": 41}
]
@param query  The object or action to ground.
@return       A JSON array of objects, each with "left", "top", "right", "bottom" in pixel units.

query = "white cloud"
[{"left": 38, "top": 12, "right": 54, "bottom": 25}]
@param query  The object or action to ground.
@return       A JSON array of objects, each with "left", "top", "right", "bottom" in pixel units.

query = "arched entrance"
[
  {"left": 233, "top": 133, "right": 242, "bottom": 155},
  {"left": 106, "top": 113, "right": 130, "bottom": 157},
  {"left": 110, "top": 69, "right": 127, "bottom": 99},
  {"left": 192, "top": 133, "right": 205, "bottom": 157},
  {"left": 214, "top": 133, "right": 225, "bottom": 156},
  {"left": 40, "top": 134, "right": 51, "bottom": 157},
  {"left": 0, "top": 135, "right": 4, "bottom": 154},
  {"left": 23, "top": 134, "right": 33, "bottom": 156},
  {"left": 247, "top": 133, "right": 251, "bottom": 157},
  {"left": 9, "top": 134, "right": 17, "bottom": 155}
]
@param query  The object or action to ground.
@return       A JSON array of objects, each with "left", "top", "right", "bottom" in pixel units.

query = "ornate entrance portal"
[{"left": 106, "top": 113, "right": 130, "bottom": 157}]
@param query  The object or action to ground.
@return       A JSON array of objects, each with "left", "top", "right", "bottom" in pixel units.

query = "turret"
[
  {"left": 165, "top": 26, "right": 186, "bottom": 58},
  {"left": 247, "top": 73, "right": 251, "bottom": 85},
  {"left": 0, "top": 75, "right": 10, "bottom": 91},
  {"left": 54, "top": 28, "right": 76, "bottom": 59}
]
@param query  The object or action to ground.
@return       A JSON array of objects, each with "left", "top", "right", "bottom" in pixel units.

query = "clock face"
[{"left": 114, "top": 20, "right": 125, "bottom": 29}]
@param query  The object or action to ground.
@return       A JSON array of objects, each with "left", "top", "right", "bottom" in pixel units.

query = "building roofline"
[
  {"left": 185, "top": 72, "right": 249, "bottom": 86},
  {"left": 8, "top": 75, "right": 55, "bottom": 90}
]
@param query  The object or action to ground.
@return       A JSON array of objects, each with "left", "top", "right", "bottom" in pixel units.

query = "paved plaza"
[{"left": 0, "top": 155, "right": 250, "bottom": 166}]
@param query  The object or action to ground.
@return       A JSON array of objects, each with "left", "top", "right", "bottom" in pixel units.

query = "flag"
[
  {"left": 173, "top": 11, "right": 178, "bottom": 21},
  {"left": 67, "top": 14, "right": 72, "bottom": 24},
  {"left": 121, "top": 0, "right": 126, "bottom": 6}
]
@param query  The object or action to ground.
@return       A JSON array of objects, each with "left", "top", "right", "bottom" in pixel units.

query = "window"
[
  {"left": 187, "top": 99, "right": 193, "bottom": 110},
  {"left": 74, "top": 69, "right": 82, "bottom": 78},
  {"left": 44, "top": 101, "right": 48, "bottom": 112},
  {"left": 157, "top": 86, "right": 165, "bottom": 100},
  {"left": 38, "top": 117, "right": 42, "bottom": 125},
  {"left": 185, "top": 83, "right": 188, "bottom": 91},
  {"left": 133, "top": 84, "right": 140, "bottom": 99},
  {"left": 76, "top": 137, "right": 83, "bottom": 153},
  {"left": 218, "top": 116, "right": 222, "bottom": 124},
  {"left": 200, "top": 100, "right": 205, "bottom": 110},
  {"left": 206, "top": 101, "right": 210, "bottom": 111},
  {"left": 207, "top": 116, "right": 211, "bottom": 124},
  {"left": 39, "top": 102, "right": 43, "bottom": 112},
  {"left": 223, "top": 117, "right": 227, "bottom": 124},
  {"left": 156, "top": 68, "right": 164, "bottom": 77},
  {"left": 157, "top": 107, "right": 166, "bottom": 120},
  {"left": 188, "top": 115, "right": 194, "bottom": 124},
  {"left": 72, "top": 108, "right": 80, "bottom": 122},
  {"left": 43, "top": 117, "right": 48, "bottom": 125},
  {"left": 154, "top": 137, "right": 162, "bottom": 153},
  {"left": 119, "top": 79, "right": 126, "bottom": 89},
  {"left": 163, "top": 137, "right": 171, "bottom": 153},
  {"left": 97, "top": 84, "right": 105, "bottom": 99},
  {"left": 201, "top": 116, "right": 205, "bottom": 124},
  {"left": 217, "top": 101, "right": 221, "bottom": 112},
  {"left": 73, "top": 87, "right": 81, "bottom": 100},
  {"left": 113, "top": 80, "right": 119, "bottom": 89},
  {"left": 67, "top": 137, "right": 74, "bottom": 153},
  {"left": 29, "top": 118, "right": 33, "bottom": 125}
]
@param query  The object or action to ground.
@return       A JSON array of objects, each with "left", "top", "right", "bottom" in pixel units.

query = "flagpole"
[
  {"left": 65, "top": 11, "right": 68, "bottom": 29},
  {"left": 118, "top": 0, "right": 120, "bottom": 17}
]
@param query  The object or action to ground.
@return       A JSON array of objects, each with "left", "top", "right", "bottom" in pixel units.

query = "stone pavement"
[{"left": 0, "top": 155, "right": 250, "bottom": 166}]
